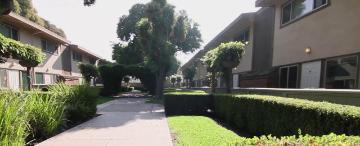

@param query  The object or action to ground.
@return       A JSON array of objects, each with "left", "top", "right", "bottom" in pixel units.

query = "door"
[
  {"left": 301, "top": 61, "right": 322, "bottom": 88},
  {"left": 8, "top": 70, "right": 20, "bottom": 90}
]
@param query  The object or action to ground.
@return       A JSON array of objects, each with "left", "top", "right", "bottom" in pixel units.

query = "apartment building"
[
  {"left": 256, "top": 0, "right": 360, "bottom": 89},
  {"left": 0, "top": 12, "right": 102, "bottom": 90},
  {"left": 181, "top": 7, "right": 276, "bottom": 88}
]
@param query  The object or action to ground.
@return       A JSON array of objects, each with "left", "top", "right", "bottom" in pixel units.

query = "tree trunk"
[
  {"left": 223, "top": 68, "right": 232, "bottom": 93},
  {"left": 26, "top": 67, "right": 33, "bottom": 91},
  {"left": 155, "top": 67, "right": 165, "bottom": 98},
  {"left": 210, "top": 72, "right": 216, "bottom": 93}
]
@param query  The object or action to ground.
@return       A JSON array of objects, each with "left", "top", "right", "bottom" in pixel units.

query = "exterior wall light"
[{"left": 305, "top": 47, "right": 311, "bottom": 54}]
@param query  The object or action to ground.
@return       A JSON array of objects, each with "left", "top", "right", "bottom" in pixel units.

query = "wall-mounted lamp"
[{"left": 305, "top": 47, "right": 312, "bottom": 54}]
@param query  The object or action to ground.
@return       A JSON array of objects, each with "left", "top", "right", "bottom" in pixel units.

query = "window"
[
  {"left": 73, "top": 51, "right": 83, "bottom": 62},
  {"left": 35, "top": 73, "right": 45, "bottom": 85},
  {"left": 0, "top": 69, "right": 8, "bottom": 88},
  {"left": 21, "top": 71, "right": 29, "bottom": 90},
  {"left": 279, "top": 65, "right": 298, "bottom": 88},
  {"left": 325, "top": 56, "right": 358, "bottom": 89},
  {"left": 0, "top": 23, "right": 19, "bottom": 40},
  {"left": 236, "top": 29, "right": 250, "bottom": 44},
  {"left": 281, "top": 0, "right": 328, "bottom": 25},
  {"left": 41, "top": 39, "right": 58, "bottom": 54}
]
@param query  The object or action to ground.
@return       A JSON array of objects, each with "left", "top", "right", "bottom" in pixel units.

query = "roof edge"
[{"left": 6, "top": 12, "right": 70, "bottom": 44}]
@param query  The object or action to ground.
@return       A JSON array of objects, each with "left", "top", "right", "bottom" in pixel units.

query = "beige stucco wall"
[
  {"left": 273, "top": 0, "right": 360, "bottom": 66},
  {"left": 0, "top": 28, "right": 68, "bottom": 76},
  {"left": 192, "top": 20, "right": 254, "bottom": 81},
  {"left": 233, "top": 25, "right": 254, "bottom": 73}
]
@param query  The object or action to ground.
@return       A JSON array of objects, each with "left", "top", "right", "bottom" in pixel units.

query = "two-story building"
[
  {"left": 181, "top": 7, "right": 276, "bottom": 89},
  {"left": 0, "top": 12, "right": 102, "bottom": 90},
  {"left": 256, "top": 0, "right": 360, "bottom": 89},
  {"left": 183, "top": 0, "right": 360, "bottom": 90}
]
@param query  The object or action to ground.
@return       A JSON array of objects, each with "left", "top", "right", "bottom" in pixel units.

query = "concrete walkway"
[{"left": 38, "top": 94, "right": 173, "bottom": 146}]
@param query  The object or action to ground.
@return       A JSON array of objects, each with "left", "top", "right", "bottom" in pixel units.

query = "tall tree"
[
  {"left": 117, "top": 0, "right": 202, "bottom": 98},
  {"left": 182, "top": 66, "right": 196, "bottom": 88},
  {"left": 112, "top": 43, "right": 144, "bottom": 65}
]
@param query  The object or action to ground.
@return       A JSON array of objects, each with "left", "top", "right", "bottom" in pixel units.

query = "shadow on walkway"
[{"left": 37, "top": 93, "right": 172, "bottom": 146}]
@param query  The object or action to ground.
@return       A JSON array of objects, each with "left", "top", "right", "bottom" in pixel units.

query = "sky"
[{"left": 33, "top": 0, "right": 259, "bottom": 65}]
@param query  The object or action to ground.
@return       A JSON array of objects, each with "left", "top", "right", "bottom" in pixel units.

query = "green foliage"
[
  {"left": 202, "top": 41, "right": 245, "bottom": 92},
  {"left": 214, "top": 94, "right": 360, "bottom": 136},
  {"left": 79, "top": 63, "right": 98, "bottom": 83},
  {"left": 168, "top": 116, "right": 242, "bottom": 146},
  {"left": 63, "top": 85, "right": 98, "bottom": 123},
  {"left": 170, "top": 76, "right": 176, "bottom": 85},
  {"left": 26, "top": 91, "right": 66, "bottom": 140},
  {"left": 164, "top": 94, "right": 213, "bottom": 115},
  {"left": 182, "top": 65, "right": 196, "bottom": 87},
  {"left": 112, "top": 43, "right": 144, "bottom": 65},
  {"left": 0, "top": 91, "right": 28, "bottom": 145},
  {"left": 117, "top": 0, "right": 202, "bottom": 97},
  {"left": 164, "top": 89, "right": 206, "bottom": 95},
  {"left": 0, "top": 33, "right": 44, "bottom": 66},
  {"left": 0, "top": 84, "right": 98, "bottom": 145},
  {"left": 168, "top": 116, "right": 360, "bottom": 146},
  {"left": 176, "top": 76, "right": 182, "bottom": 83},
  {"left": 202, "top": 42, "right": 245, "bottom": 71},
  {"left": 6, "top": 0, "right": 66, "bottom": 37},
  {"left": 98, "top": 64, "right": 156, "bottom": 95},
  {"left": 165, "top": 56, "right": 180, "bottom": 76}
]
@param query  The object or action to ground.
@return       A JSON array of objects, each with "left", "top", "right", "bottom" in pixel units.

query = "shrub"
[
  {"left": 67, "top": 85, "right": 98, "bottom": 123},
  {"left": 78, "top": 63, "right": 98, "bottom": 84},
  {"left": 26, "top": 91, "right": 67, "bottom": 140},
  {"left": 0, "top": 91, "right": 29, "bottom": 145},
  {"left": 164, "top": 94, "right": 214, "bottom": 115},
  {"left": 49, "top": 84, "right": 98, "bottom": 124},
  {"left": 214, "top": 94, "right": 360, "bottom": 136}
]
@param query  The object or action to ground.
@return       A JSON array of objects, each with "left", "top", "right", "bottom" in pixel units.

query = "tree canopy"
[
  {"left": 202, "top": 41, "right": 245, "bottom": 93},
  {"left": 0, "top": 33, "right": 44, "bottom": 66},
  {"left": 116, "top": 0, "right": 202, "bottom": 97},
  {"left": 0, "top": 0, "right": 67, "bottom": 37},
  {"left": 79, "top": 63, "right": 99, "bottom": 84}
]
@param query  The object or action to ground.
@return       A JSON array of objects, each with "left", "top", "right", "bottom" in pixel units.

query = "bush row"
[
  {"left": 164, "top": 94, "right": 213, "bottom": 115},
  {"left": 164, "top": 93, "right": 360, "bottom": 136},
  {"left": 214, "top": 94, "right": 360, "bottom": 136},
  {"left": 231, "top": 133, "right": 360, "bottom": 145},
  {"left": 0, "top": 84, "right": 98, "bottom": 146}
]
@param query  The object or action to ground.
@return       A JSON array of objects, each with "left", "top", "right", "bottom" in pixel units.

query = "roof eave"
[
  {"left": 255, "top": 0, "right": 276, "bottom": 7},
  {"left": 70, "top": 45, "right": 103, "bottom": 60},
  {"left": 6, "top": 12, "right": 70, "bottom": 44}
]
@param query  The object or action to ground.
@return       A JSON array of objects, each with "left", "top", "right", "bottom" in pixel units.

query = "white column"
[{"left": 217, "top": 77, "right": 221, "bottom": 88}]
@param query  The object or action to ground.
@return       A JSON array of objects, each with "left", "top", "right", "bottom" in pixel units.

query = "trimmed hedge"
[
  {"left": 164, "top": 94, "right": 214, "bottom": 115},
  {"left": 165, "top": 93, "right": 360, "bottom": 136},
  {"left": 215, "top": 94, "right": 360, "bottom": 136}
]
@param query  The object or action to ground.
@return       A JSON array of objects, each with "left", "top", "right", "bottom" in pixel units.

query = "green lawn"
[
  {"left": 168, "top": 116, "right": 241, "bottom": 146},
  {"left": 164, "top": 89, "right": 207, "bottom": 95},
  {"left": 96, "top": 96, "right": 114, "bottom": 105}
]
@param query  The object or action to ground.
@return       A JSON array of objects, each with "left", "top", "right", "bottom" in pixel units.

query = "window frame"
[
  {"left": 72, "top": 51, "right": 83, "bottom": 62},
  {"left": 280, "top": 0, "right": 329, "bottom": 27},
  {"left": 235, "top": 28, "right": 251, "bottom": 44},
  {"left": 0, "top": 23, "right": 19, "bottom": 41},
  {"left": 35, "top": 73, "right": 45, "bottom": 85},
  {"left": 324, "top": 55, "right": 359, "bottom": 89},
  {"left": 279, "top": 65, "right": 299, "bottom": 88},
  {"left": 41, "top": 39, "right": 59, "bottom": 55}
]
